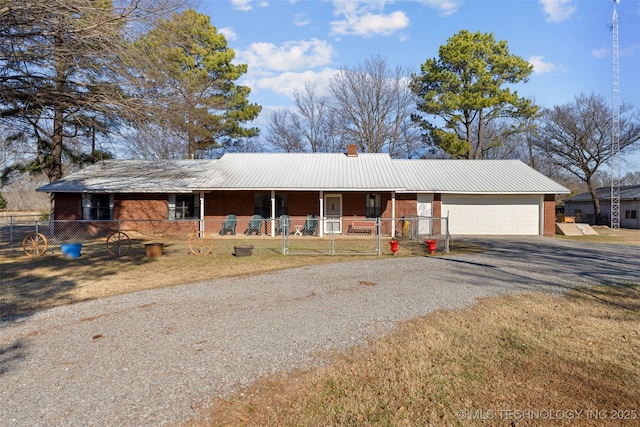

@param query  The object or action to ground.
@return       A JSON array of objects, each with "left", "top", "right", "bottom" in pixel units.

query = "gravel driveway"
[{"left": 2, "top": 236, "right": 639, "bottom": 426}]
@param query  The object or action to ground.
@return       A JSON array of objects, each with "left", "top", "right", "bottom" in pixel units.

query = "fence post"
[
  {"left": 282, "top": 222, "right": 288, "bottom": 255},
  {"left": 9, "top": 215, "right": 13, "bottom": 242},
  {"left": 376, "top": 217, "right": 381, "bottom": 255}
]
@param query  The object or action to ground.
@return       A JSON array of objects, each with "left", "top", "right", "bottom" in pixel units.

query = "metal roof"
[
  {"left": 564, "top": 185, "right": 640, "bottom": 202},
  {"left": 37, "top": 160, "right": 218, "bottom": 193},
  {"left": 37, "top": 154, "right": 570, "bottom": 195},
  {"left": 392, "top": 159, "right": 570, "bottom": 194},
  {"left": 207, "top": 152, "right": 404, "bottom": 191}
]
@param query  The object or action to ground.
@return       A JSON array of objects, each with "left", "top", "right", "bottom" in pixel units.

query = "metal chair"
[
  {"left": 245, "top": 214, "right": 263, "bottom": 235},
  {"left": 219, "top": 214, "right": 237, "bottom": 235},
  {"left": 276, "top": 214, "right": 290, "bottom": 235},
  {"left": 302, "top": 215, "right": 318, "bottom": 235}
]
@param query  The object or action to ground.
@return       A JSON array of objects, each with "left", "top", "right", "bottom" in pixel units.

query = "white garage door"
[{"left": 442, "top": 195, "right": 541, "bottom": 235}]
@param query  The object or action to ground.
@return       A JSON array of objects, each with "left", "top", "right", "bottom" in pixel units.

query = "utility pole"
[{"left": 611, "top": 0, "right": 620, "bottom": 231}]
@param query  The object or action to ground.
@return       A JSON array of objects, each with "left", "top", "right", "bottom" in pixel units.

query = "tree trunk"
[
  {"left": 586, "top": 179, "right": 601, "bottom": 224},
  {"left": 50, "top": 108, "right": 65, "bottom": 183}
]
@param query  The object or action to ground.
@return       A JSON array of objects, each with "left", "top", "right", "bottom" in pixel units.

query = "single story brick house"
[
  {"left": 563, "top": 185, "right": 640, "bottom": 229},
  {"left": 37, "top": 147, "right": 569, "bottom": 237}
]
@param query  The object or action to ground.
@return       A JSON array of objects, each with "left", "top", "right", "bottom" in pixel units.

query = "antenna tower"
[{"left": 611, "top": 0, "right": 620, "bottom": 230}]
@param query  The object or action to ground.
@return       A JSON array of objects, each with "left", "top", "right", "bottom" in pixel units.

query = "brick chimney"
[{"left": 347, "top": 144, "right": 358, "bottom": 157}]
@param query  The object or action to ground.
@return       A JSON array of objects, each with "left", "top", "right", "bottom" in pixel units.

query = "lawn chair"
[
  {"left": 302, "top": 214, "right": 318, "bottom": 235},
  {"left": 245, "top": 214, "right": 263, "bottom": 235},
  {"left": 219, "top": 214, "right": 237, "bottom": 235},
  {"left": 276, "top": 214, "right": 290, "bottom": 235}
]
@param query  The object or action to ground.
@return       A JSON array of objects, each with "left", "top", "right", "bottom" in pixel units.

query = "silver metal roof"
[
  {"left": 37, "top": 154, "right": 570, "bottom": 195},
  {"left": 37, "top": 160, "right": 218, "bottom": 193},
  {"left": 392, "top": 159, "right": 570, "bottom": 194},
  {"left": 564, "top": 185, "right": 640, "bottom": 202},
  {"left": 207, "top": 153, "right": 404, "bottom": 191}
]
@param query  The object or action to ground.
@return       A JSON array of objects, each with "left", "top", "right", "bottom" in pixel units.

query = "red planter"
[
  {"left": 425, "top": 239, "right": 437, "bottom": 255},
  {"left": 389, "top": 240, "right": 399, "bottom": 255}
]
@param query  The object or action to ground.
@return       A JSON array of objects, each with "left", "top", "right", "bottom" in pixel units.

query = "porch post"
[
  {"left": 199, "top": 192, "right": 205, "bottom": 232},
  {"left": 270, "top": 190, "right": 276, "bottom": 236},
  {"left": 319, "top": 191, "right": 324, "bottom": 237},
  {"left": 391, "top": 191, "right": 396, "bottom": 237}
]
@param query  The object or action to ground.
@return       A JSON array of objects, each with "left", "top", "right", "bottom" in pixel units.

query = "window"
[
  {"left": 168, "top": 194, "right": 199, "bottom": 220},
  {"left": 366, "top": 193, "right": 382, "bottom": 218},
  {"left": 82, "top": 194, "right": 112, "bottom": 220},
  {"left": 254, "top": 193, "right": 288, "bottom": 218},
  {"left": 625, "top": 210, "right": 637, "bottom": 219}
]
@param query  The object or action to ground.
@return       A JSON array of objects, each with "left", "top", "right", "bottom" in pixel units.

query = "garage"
[{"left": 442, "top": 194, "right": 542, "bottom": 235}]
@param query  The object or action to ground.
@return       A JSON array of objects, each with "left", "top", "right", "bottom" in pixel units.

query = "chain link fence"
[{"left": 1, "top": 215, "right": 449, "bottom": 258}]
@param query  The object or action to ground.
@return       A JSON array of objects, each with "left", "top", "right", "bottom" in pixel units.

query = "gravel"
[{"left": 2, "top": 236, "right": 639, "bottom": 426}]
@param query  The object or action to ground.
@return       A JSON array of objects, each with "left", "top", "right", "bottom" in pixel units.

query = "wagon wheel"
[
  {"left": 106, "top": 231, "right": 131, "bottom": 256},
  {"left": 189, "top": 231, "right": 214, "bottom": 255},
  {"left": 23, "top": 232, "right": 48, "bottom": 257}
]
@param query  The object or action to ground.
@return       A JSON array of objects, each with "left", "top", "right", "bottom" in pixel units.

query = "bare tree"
[
  {"left": 292, "top": 83, "right": 344, "bottom": 153},
  {"left": 263, "top": 83, "right": 344, "bottom": 153},
  {"left": 533, "top": 93, "right": 640, "bottom": 222},
  {"left": 263, "top": 109, "right": 305, "bottom": 153},
  {"left": 622, "top": 171, "right": 640, "bottom": 186},
  {"left": 328, "top": 55, "right": 422, "bottom": 156}
]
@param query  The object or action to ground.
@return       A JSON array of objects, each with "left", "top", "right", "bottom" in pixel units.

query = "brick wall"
[
  {"left": 53, "top": 194, "right": 82, "bottom": 220},
  {"left": 544, "top": 194, "right": 556, "bottom": 237}
]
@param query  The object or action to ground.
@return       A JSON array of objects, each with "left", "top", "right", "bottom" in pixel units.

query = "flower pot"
[
  {"left": 61, "top": 243, "right": 82, "bottom": 259},
  {"left": 389, "top": 240, "right": 399, "bottom": 255},
  {"left": 425, "top": 239, "right": 437, "bottom": 255},
  {"left": 233, "top": 245, "right": 254, "bottom": 257},
  {"left": 145, "top": 242, "right": 164, "bottom": 258}
]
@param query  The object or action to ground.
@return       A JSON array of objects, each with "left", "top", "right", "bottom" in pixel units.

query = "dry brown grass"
[
  {"left": 1, "top": 237, "right": 387, "bottom": 318},
  {"left": 557, "top": 226, "right": 640, "bottom": 245},
  {"left": 189, "top": 286, "right": 640, "bottom": 426}
]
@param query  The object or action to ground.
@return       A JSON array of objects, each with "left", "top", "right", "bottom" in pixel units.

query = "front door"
[{"left": 324, "top": 194, "right": 342, "bottom": 234}]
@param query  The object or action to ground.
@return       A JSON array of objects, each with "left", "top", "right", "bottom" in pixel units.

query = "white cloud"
[
  {"left": 539, "top": 0, "right": 577, "bottom": 23},
  {"left": 252, "top": 69, "right": 337, "bottom": 99},
  {"left": 335, "top": 11, "right": 410, "bottom": 37},
  {"left": 294, "top": 13, "right": 310, "bottom": 27},
  {"left": 237, "top": 39, "right": 335, "bottom": 72},
  {"left": 219, "top": 27, "right": 237, "bottom": 42},
  {"left": 415, "top": 0, "right": 460, "bottom": 16},
  {"left": 330, "top": 1, "right": 410, "bottom": 37},
  {"left": 231, "top": 0, "right": 252, "bottom": 11},
  {"left": 621, "top": 43, "right": 640, "bottom": 58},
  {"left": 528, "top": 55, "right": 556, "bottom": 74},
  {"left": 231, "top": 0, "right": 269, "bottom": 11},
  {"left": 591, "top": 47, "right": 609, "bottom": 60}
]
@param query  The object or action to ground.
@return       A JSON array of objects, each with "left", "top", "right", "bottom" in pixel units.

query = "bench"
[{"left": 347, "top": 220, "right": 376, "bottom": 235}]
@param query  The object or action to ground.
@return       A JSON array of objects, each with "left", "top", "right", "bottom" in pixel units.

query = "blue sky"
[{"left": 200, "top": 0, "right": 640, "bottom": 170}]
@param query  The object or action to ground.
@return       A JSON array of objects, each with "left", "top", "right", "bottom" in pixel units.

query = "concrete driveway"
[{"left": 1, "top": 236, "right": 639, "bottom": 426}]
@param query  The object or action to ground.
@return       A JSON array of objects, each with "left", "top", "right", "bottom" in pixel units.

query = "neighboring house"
[
  {"left": 563, "top": 185, "right": 640, "bottom": 229},
  {"left": 37, "top": 146, "right": 570, "bottom": 236}
]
